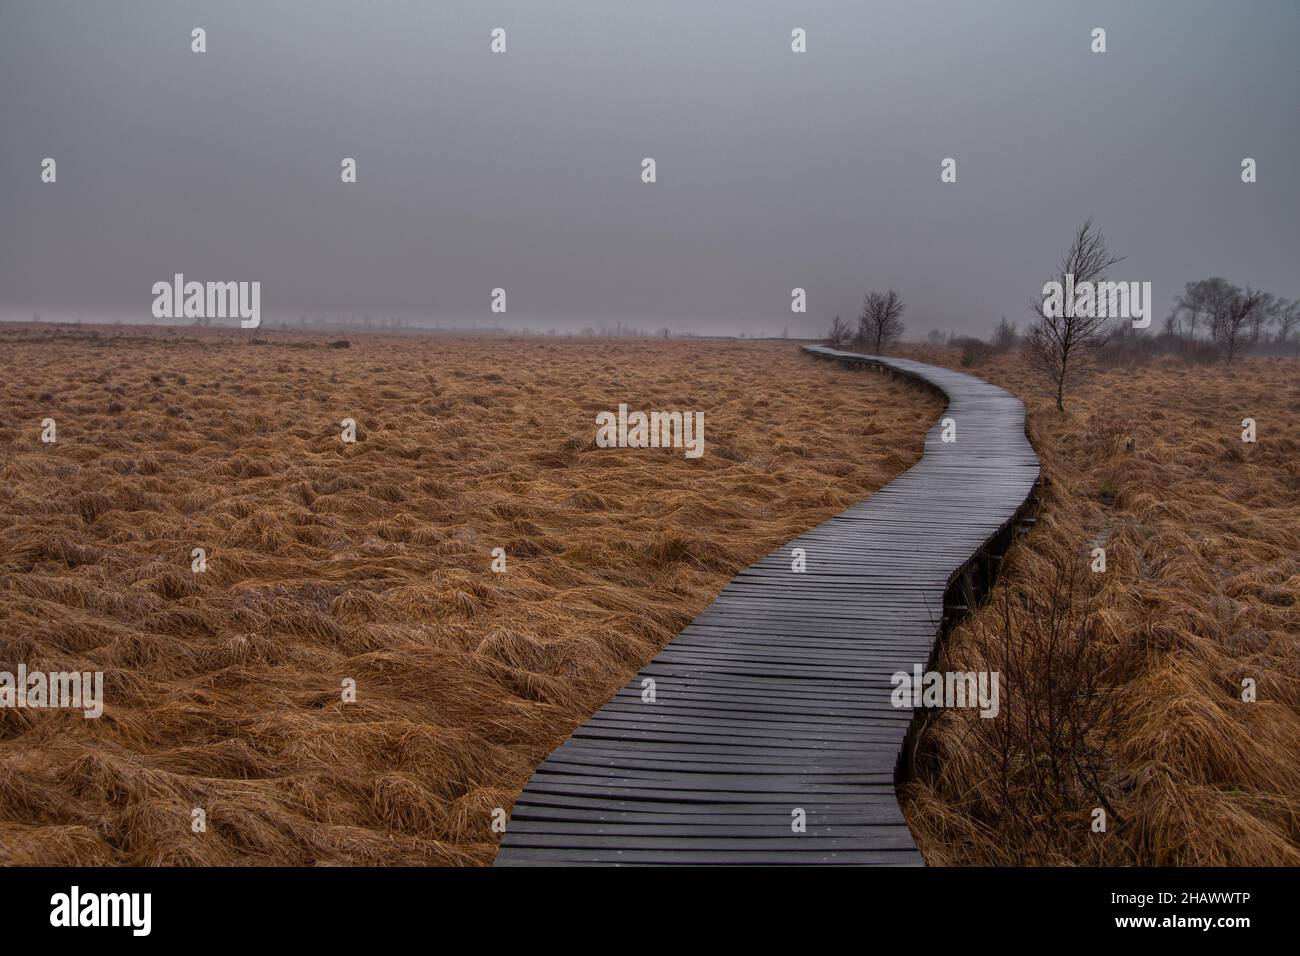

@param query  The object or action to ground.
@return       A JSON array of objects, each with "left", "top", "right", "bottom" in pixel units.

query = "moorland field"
[
  {"left": 1, "top": 325, "right": 1295, "bottom": 866},
  {"left": 0, "top": 325, "right": 938, "bottom": 865},
  {"left": 894, "top": 344, "right": 1299, "bottom": 866}
]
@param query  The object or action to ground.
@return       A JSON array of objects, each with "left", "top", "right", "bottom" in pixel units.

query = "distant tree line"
[
  {"left": 908, "top": 220, "right": 1296, "bottom": 413},
  {"left": 1165, "top": 278, "right": 1297, "bottom": 361}
]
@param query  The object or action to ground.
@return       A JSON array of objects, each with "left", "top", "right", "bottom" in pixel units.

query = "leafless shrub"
[
  {"left": 992, "top": 316, "right": 1018, "bottom": 352},
  {"left": 825, "top": 315, "right": 852, "bottom": 349},
  {"left": 1096, "top": 326, "right": 1156, "bottom": 368},
  {"left": 928, "top": 558, "right": 1122, "bottom": 863},
  {"left": 952, "top": 335, "right": 994, "bottom": 368}
]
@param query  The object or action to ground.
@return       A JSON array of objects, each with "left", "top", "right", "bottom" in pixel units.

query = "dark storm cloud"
[{"left": 1, "top": 0, "right": 1297, "bottom": 335}]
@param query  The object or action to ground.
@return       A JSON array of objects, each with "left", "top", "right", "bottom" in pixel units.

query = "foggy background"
[{"left": 2, "top": 0, "right": 1297, "bottom": 337}]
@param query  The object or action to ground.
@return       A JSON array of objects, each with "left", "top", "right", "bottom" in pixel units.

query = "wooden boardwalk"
[{"left": 494, "top": 347, "right": 1040, "bottom": 865}]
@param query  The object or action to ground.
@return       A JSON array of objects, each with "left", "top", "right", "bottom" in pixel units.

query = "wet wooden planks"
[{"left": 494, "top": 346, "right": 1040, "bottom": 866}]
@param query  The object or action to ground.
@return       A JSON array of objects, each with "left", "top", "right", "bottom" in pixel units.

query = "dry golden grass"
[
  {"left": 0, "top": 325, "right": 939, "bottom": 866},
  {"left": 896, "top": 345, "right": 1300, "bottom": 866}
]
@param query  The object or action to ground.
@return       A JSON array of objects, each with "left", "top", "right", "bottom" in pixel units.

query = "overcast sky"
[{"left": 2, "top": 0, "right": 1297, "bottom": 336}]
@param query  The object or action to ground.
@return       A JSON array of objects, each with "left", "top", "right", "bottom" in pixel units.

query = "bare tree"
[
  {"left": 992, "top": 316, "right": 1018, "bottom": 351},
  {"left": 1173, "top": 277, "right": 1238, "bottom": 344},
  {"left": 1273, "top": 298, "right": 1300, "bottom": 351},
  {"left": 826, "top": 314, "right": 852, "bottom": 348},
  {"left": 1168, "top": 284, "right": 1202, "bottom": 341},
  {"left": 1023, "top": 219, "right": 1124, "bottom": 412},
  {"left": 1162, "top": 304, "right": 1185, "bottom": 339},
  {"left": 927, "top": 328, "right": 948, "bottom": 345},
  {"left": 1213, "top": 287, "right": 1265, "bottom": 365},
  {"left": 857, "top": 289, "right": 906, "bottom": 353},
  {"left": 1247, "top": 292, "right": 1275, "bottom": 345}
]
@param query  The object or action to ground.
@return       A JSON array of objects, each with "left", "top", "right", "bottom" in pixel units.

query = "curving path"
[{"left": 493, "top": 347, "right": 1040, "bottom": 865}]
